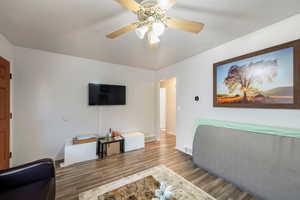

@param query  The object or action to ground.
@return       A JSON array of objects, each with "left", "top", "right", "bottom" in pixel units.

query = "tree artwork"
[
  {"left": 224, "top": 60, "right": 278, "bottom": 102},
  {"left": 215, "top": 46, "right": 295, "bottom": 107}
]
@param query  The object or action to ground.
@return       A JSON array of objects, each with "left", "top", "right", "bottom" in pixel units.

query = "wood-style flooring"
[{"left": 56, "top": 134, "right": 256, "bottom": 200}]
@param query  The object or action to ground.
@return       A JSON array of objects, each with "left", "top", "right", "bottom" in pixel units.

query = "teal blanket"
[{"left": 195, "top": 119, "right": 300, "bottom": 139}]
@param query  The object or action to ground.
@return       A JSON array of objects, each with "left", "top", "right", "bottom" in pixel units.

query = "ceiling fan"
[{"left": 106, "top": 0, "right": 205, "bottom": 45}]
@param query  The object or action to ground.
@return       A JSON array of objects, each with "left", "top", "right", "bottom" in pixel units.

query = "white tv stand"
[
  {"left": 60, "top": 139, "right": 97, "bottom": 167},
  {"left": 60, "top": 132, "right": 145, "bottom": 167},
  {"left": 121, "top": 132, "right": 145, "bottom": 152}
]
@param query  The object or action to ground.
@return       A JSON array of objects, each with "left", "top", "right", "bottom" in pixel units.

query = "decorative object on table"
[
  {"left": 152, "top": 181, "right": 173, "bottom": 200},
  {"left": 106, "top": 128, "right": 112, "bottom": 139},
  {"left": 79, "top": 165, "right": 216, "bottom": 200},
  {"left": 112, "top": 130, "right": 122, "bottom": 138},
  {"left": 72, "top": 135, "right": 97, "bottom": 145},
  {"left": 98, "top": 136, "right": 125, "bottom": 158},
  {"left": 213, "top": 39, "right": 300, "bottom": 109},
  {"left": 113, "top": 136, "right": 122, "bottom": 140}
]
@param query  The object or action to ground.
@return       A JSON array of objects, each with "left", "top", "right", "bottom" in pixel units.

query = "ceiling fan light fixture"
[
  {"left": 158, "top": 0, "right": 169, "bottom": 10},
  {"left": 147, "top": 16, "right": 155, "bottom": 22},
  {"left": 152, "top": 22, "right": 165, "bottom": 36},
  {"left": 148, "top": 31, "right": 160, "bottom": 44},
  {"left": 135, "top": 25, "right": 149, "bottom": 39},
  {"left": 107, "top": 0, "right": 205, "bottom": 46}
]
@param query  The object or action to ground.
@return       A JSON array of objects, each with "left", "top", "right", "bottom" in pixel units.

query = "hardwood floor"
[{"left": 56, "top": 134, "right": 256, "bottom": 200}]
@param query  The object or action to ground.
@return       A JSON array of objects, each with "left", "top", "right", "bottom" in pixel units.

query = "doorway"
[
  {"left": 160, "top": 77, "right": 176, "bottom": 136},
  {"left": 0, "top": 56, "right": 10, "bottom": 170}
]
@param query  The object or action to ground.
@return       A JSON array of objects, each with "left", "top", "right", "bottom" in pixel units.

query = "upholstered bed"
[{"left": 192, "top": 120, "right": 300, "bottom": 200}]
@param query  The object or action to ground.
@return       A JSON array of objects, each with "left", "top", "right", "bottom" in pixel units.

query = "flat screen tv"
[{"left": 89, "top": 83, "right": 126, "bottom": 105}]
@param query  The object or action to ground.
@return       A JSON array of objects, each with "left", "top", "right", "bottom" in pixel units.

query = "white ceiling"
[{"left": 0, "top": 0, "right": 300, "bottom": 70}]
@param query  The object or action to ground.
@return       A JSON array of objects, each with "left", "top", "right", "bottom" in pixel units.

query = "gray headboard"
[{"left": 193, "top": 125, "right": 300, "bottom": 200}]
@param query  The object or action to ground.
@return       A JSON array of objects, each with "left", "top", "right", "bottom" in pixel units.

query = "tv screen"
[{"left": 89, "top": 83, "right": 126, "bottom": 105}]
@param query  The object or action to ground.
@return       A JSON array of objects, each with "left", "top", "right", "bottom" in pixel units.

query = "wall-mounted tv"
[{"left": 89, "top": 83, "right": 126, "bottom": 105}]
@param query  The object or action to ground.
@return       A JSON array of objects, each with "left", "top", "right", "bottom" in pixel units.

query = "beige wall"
[{"left": 160, "top": 77, "right": 176, "bottom": 135}]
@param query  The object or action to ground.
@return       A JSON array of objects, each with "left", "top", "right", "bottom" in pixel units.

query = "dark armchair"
[{"left": 0, "top": 159, "right": 56, "bottom": 200}]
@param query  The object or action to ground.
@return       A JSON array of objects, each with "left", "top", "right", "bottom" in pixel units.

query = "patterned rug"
[{"left": 79, "top": 165, "right": 216, "bottom": 200}]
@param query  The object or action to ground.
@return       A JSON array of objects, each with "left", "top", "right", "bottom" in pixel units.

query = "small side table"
[{"left": 97, "top": 136, "right": 125, "bottom": 159}]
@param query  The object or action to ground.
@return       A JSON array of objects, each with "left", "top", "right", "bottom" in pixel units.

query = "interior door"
[{"left": 0, "top": 56, "right": 10, "bottom": 170}]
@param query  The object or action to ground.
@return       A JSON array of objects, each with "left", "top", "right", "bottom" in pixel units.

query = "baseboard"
[
  {"left": 145, "top": 135, "right": 157, "bottom": 142},
  {"left": 166, "top": 131, "right": 176, "bottom": 135},
  {"left": 176, "top": 146, "right": 192, "bottom": 156}
]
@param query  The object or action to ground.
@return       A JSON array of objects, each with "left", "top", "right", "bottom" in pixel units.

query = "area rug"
[{"left": 79, "top": 165, "right": 217, "bottom": 200}]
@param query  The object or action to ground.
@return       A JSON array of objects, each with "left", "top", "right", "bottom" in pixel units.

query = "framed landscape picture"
[{"left": 213, "top": 39, "right": 300, "bottom": 109}]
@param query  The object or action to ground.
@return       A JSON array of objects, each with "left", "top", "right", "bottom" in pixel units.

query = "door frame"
[
  {"left": 157, "top": 77, "right": 177, "bottom": 141},
  {"left": 159, "top": 88, "right": 166, "bottom": 130}
]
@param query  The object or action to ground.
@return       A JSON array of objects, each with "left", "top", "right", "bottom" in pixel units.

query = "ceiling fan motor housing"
[
  {"left": 140, "top": 0, "right": 159, "bottom": 8},
  {"left": 138, "top": 0, "right": 167, "bottom": 26}
]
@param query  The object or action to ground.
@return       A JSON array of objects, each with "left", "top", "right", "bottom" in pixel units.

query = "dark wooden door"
[{"left": 0, "top": 56, "right": 10, "bottom": 170}]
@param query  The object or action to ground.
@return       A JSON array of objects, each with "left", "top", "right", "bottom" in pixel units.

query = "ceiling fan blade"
[
  {"left": 112, "top": 0, "right": 141, "bottom": 13},
  {"left": 106, "top": 23, "right": 140, "bottom": 39},
  {"left": 159, "top": 0, "right": 176, "bottom": 10},
  {"left": 166, "top": 18, "right": 204, "bottom": 34}
]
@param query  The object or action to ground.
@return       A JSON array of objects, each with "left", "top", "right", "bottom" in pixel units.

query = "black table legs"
[{"left": 98, "top": 138, "right": 125, "bottom": 159}]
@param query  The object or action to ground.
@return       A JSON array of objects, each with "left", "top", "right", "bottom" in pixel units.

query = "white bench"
[
  {"left": 61, "top": 138, "right": 97, "bottom": 167},
  {"left": 122, "top": 132, "right": 145, "bottom": 152}
]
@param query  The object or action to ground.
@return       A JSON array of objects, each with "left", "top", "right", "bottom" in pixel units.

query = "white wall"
[
  {"left": 157, "top": 13, "right": 300, "bottom": 154},
  {"left": 0, "top": 34, "right": 13, "bottom": 61},
  {"left": 0, "top": 33, "right": 14, "bottom": 166},
  {"left": 13, "top": 47, "right": 156, "bottom": 166}
]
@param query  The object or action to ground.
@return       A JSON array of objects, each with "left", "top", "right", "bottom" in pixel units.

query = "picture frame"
[{"left": 213, "top": 39, "right": 300, "bottom": 109}]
